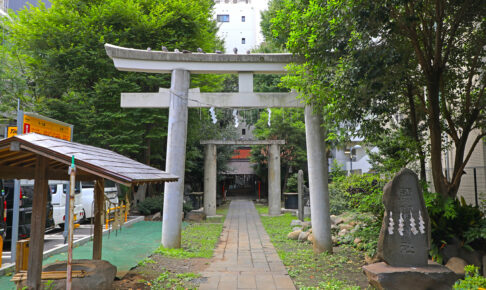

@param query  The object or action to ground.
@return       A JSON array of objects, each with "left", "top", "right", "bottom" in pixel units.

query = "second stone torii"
[{"left": 201, "top": 139, "right": 285, "bottom": 217}]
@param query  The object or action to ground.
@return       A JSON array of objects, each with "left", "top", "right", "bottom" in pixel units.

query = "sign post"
[{"left": 9, "top": 111, "right": 73, "bottom": 263}]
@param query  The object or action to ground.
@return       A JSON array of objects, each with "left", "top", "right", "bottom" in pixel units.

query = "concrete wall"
[{"left": 213, "top": 0, "right": 268, "bottom": 53}]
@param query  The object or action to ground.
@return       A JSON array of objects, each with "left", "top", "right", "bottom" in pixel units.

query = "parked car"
[
  {"left": 1, "top": 179, "right": 55, "bottom": 248},
  {"left": 81, "top": 180, "right": 119, "bottom": 221},
  {"left": 49, "top": 181, "right": 84, "bottom": 229}
]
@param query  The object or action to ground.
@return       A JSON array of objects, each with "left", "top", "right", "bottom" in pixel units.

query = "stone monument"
[
  {"left": 363, "top": 168, "right": 458, "bottom": 290},
  {"left": 377, "top": 168, "right": 430, "bottom": 266}
]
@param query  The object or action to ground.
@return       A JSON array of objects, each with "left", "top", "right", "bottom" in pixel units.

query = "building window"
[
  {"left": 217, "top": 15, "right": 230, "bottom": 22},
  {"left": 242, "top": 38, "right": 246, "bottom": 44},
  {"left": 241, "top": 16, "right": 246, "bottom": 22},
  {"left": 242, "top": 129, "right": 246, "bottom": 135}
]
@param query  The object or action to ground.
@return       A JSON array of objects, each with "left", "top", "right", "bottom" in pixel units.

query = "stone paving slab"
[{"left": 199, "top": 200, "right": 295, "bottom": 289}]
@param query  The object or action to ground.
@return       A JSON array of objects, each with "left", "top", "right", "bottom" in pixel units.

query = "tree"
[
  {"left": 5, "top": 0, "right": 227, "bottom": 179},
  {"left": 270, "top": 0, "right": 485, "bottom": 199},
  {"left": 250, "top": 108, "right": 307, "bottom": 192}
]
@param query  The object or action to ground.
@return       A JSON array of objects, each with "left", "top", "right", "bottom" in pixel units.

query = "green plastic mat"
[{"left": 0, "top": 221, "right": 173, "bottom": 289}]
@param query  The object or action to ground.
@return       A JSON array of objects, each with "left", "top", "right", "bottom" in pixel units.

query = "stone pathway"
[{"left": 199, "top": 200, "right": 295, "bottom": 290}]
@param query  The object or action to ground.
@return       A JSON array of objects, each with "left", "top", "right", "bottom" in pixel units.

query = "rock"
[
  {"left": 354, "top": 238, "right": 362, "bottom": 245},
  {"left": 457, "top": 247, "right": 482, "bottom": 267},
  {"left": 330, "top": 214, "right": 337, "bottom": 225},
  {"left": 445, "top": 257, "right": 468, "bottom": 275},
  {"left": 292, "top": 227, "right": 302, "bottom": 232},
  {"left": 363, "top": 261, "right": 457, "bottom": 290},
  {"left": 308, "top": 228, "right": 312, "bottom": 233},
  {"left": 338, "top": 229, "right": 348, "bottom": 237},
  {"left": 334, "top": 216, "right": 344, "bottom": 225},
  {"left": 298, "top": 231, "right": 310, "bottom": 242},
  {"left": 331, "top": 224, "right": 338, "bottom": 230},
  {"left": 290, "top": 220, "right": 302, "bottom": 227},
  {"left": 301, "top": 221, "right": 311, "bottom": 230},
  {"left": 308, "top": 233, "right": 314, "bottom": 243},
  {"left": 18, "top": 259, "right": 116, "bottom": 290},
  {"left": 332, "top": 236, "right": 338, "bottom": 244},
  {"left": 339, "top": 223, "right": 354, "bottom": 230},
  {"left": 288, "top": 230, "right": 301, "bottom": 240},
  {"left": 185, "top": 211, "right": 206, "bottom": 222},
  {"left": 441, "top": 240, "right": 460, "bottom": 262},
  {"left": 152, "top": 211, "right": 161, "bottom": 221}
]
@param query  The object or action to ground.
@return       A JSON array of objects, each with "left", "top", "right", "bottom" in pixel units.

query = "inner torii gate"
[
  {"left": 105, "top": 44, "right": 332, "bottom": 253},
  {"left": 201, "top": 139, "right": 285, "bottom": 217}
]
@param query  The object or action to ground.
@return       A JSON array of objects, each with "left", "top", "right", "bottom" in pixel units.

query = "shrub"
[
  {"left": 426, "top": 192, "right": 486, "bottom": 254},
  {"left": 328, "top": 183, "right": 349, "bottom": 215},
  {"left": 285, "top": 173, "right": 299, "bottom": 193},
  {"left": 331, "top": 173, "right": 390, "bottom": 219},
  {"left": 453, "top": 265, "right": 486, "bottom": 289},
  {"left": 137, "top": 195, "right": 164, "bottom": 215}
]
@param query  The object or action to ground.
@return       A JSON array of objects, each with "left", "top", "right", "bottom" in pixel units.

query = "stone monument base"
[{"left": 362, "top": 261, "right": 458, "bottom": 290}]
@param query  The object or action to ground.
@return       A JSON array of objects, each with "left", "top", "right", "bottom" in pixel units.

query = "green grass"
[
  {"left": 154, "top": 203, "right": 229, "bottom": 259},
  {"left": 255, "top": 204, "right": 365, "bottom": 289},
  {"left": 155, "top": 222, "right": 223, "bottom": 258},
  {"left": 149, "top": 269, "right": 201, "bottom": 290}
]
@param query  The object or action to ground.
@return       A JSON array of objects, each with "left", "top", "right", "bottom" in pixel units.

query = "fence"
[{"left": 425, "top": 166, "right": 486, "bottom": 207}]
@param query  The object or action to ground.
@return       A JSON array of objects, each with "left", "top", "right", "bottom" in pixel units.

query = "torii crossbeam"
[{"left": 105, "top": 44, "right": 333, "bottom": 253}]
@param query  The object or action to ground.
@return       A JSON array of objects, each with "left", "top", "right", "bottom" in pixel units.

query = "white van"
[
  {"left": 80, "top": 180, "right": 119, "bottom": 220},
  {"left": 49, "top": 181, "right": 84, "bottom": 229}
]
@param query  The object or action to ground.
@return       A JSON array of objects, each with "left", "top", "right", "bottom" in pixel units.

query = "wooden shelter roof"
[{"left": 0, "top": 133, "right": 178, "bottom": 185}]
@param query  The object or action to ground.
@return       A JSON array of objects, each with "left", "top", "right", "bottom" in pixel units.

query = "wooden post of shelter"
[
  {"left": 93, "top": 178, "right": 104, "bottom": 260},
  {"left": 26, "top": 156, "right": 49, "bottom": 289}
]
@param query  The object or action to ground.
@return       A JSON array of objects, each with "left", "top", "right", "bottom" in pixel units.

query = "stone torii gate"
[
  {"left": 201, "top": 139, "right": 285, "bottom": 217},
  {"left": 105, "top": 44, "right": 332, "bottom": 253}
]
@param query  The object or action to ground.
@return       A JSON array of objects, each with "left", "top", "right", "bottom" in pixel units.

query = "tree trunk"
[
  {"left": 407, "top": 85, "right": 427, "bottom": 182},
  {"left": 427, "top": 81, "right": 449, "bottom": 199}
]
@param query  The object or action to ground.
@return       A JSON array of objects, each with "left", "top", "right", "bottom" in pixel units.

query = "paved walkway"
[{"left": 199, "top": 200, "right": 295, "bottom": 290}]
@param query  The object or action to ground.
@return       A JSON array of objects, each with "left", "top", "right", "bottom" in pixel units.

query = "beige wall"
[{"left": 445, "top": 129, "right": 486, "bottom": 204}]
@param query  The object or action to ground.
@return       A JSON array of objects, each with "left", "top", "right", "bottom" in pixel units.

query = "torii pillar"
[
  {"left": 105, "top": 44, "right": 332, "bottom": 253},
  {"left": 201, "top": 140, "right": 285, "bottom": 217}
]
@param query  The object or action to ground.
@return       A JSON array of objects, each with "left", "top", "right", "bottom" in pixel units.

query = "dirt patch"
[{"left": 111, "top": 254, "right": 211, "bottom": 289}]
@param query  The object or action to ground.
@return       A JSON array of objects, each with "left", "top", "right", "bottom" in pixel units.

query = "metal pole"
[
  {"left": 63, "top": 183, "right": 70, "bottom": 243},
  {"left": 67, "top": 156, "right": 76, "bottom": 290},
  {"left": 473, "top": 168, "right": 478, "bottom": 207},
  {"left": 11, "top": 109, "right": 23, "bottom": 262}
]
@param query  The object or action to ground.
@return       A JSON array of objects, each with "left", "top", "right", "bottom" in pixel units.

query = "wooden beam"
[
  {"left": 93, "top": 178, "right": 104, "bottom": 260},
  {"left": 0, "top": 166, "right": 96, "bottom": 181},
  {"left": 27, "top": 156, "right": 49, "bottom": 289}
]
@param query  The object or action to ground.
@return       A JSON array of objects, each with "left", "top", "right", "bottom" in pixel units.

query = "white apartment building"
[{"left": 213, "top": 0, "right": 269, "bottom": 53}]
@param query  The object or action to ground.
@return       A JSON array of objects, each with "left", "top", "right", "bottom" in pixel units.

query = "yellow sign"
[
  {"left": 7, "top": 127, "right": 17, "bottom": 138},
  {"left": 22, "top": 114, "right": 72, "bottom": 141}
]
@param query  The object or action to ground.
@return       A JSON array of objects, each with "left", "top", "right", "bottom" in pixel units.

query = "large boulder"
[
  {"left": 298, "top": 231, "right": 310, "bottom": 242},
  {"left": 445, "top": 257, "right": 468, "bottom": 275},
  {"left": 288, "top": 230, "right": 301, "bottom": 240},
  {"left": 18, "top": 259, "right": 116, "bottom": 290}
]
